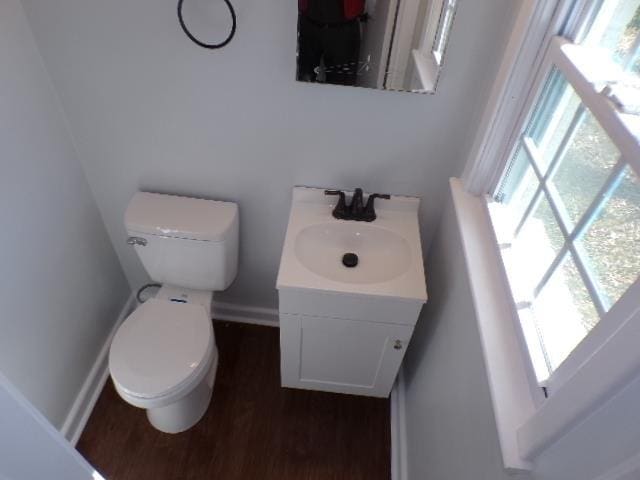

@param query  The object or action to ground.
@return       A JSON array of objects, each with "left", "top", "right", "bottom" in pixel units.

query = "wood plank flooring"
[{"left": 78, "top": 322, "right": 390, "bottom": 480}]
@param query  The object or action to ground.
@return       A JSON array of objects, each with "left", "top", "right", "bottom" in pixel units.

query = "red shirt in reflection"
[{"left": 298, "top": 0, "right": 365, "bottom": 21}]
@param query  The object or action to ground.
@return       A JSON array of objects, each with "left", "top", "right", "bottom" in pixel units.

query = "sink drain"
[{"left": 342, "top": 253, "right": 358, "bottom": 268}]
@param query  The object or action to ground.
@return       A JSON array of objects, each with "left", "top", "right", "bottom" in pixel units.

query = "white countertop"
[{"left": 276, "top": 187, "right": 428, "bottom": 302}]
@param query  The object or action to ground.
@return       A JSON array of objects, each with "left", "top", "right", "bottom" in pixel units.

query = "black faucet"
[
  {"left": 350, "top": 188, "right": 365, "bottom": 219},
  {"left": 324, "top": 190, "right": 349, "bottom": 219},
  {"left": 362, "top": 193, "right": 391, "bottom": 222},
  {"left": 324, "top": 189, "right": 390, "bottom": 222}
]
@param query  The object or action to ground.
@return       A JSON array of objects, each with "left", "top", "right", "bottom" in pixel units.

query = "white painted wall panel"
[
  {"left": 402, "top": 195, "right": 521, "bottom": 480},
  {"left": 0, "top": 0, "right": 129, "bottom": 428},
  {"left": 0, "top": 373, "right": 99, "bottom": 480},
  {"left": 19, "top": 0, "right": 520, "bottom": 310}
]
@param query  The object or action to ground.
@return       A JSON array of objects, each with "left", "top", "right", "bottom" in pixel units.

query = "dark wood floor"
[{"left": 78, "top": 322, "right": 390, "bottom": 480}]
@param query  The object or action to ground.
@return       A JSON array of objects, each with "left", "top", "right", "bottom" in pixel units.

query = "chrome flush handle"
[{"left": 127, "top": 236, "right": 147, "bottom": 246}]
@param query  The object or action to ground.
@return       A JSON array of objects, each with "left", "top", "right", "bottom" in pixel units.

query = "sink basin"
[
  {"left": 295, "top": 223, "right": 411, "bottom": 284},
  {"left": 277, "top": 187, "right": 427, "bottom": 302}
]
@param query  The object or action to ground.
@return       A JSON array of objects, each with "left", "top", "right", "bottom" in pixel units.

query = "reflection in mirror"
[{"left": 296, "top": 0, "right": 457, "bottom": 94}]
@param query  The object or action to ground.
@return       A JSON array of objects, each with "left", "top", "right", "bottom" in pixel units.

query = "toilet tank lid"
[{"left": 125, "top": 192, "right": 238, "bottom": 242}]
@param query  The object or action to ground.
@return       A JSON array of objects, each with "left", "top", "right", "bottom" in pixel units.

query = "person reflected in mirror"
[{"left": 297, "top": 0, "right": 365, "bottom": 86}]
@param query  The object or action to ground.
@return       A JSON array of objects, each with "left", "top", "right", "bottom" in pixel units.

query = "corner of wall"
[
  {"left": 391, "top": 367, "right": 409, "bottom": 480},
  {"left": 60, "top": 293, "right": 136, "bottom": 445}
]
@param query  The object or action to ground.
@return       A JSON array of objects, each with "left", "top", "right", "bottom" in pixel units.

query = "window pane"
[
  {"left": 530, "top": 254, "right": 600, "bottom": 374},
  {"left": 505, "top": 194, "right": 564, "bottom": 301},
  {"left": 518, "top": 308, "right": 552, "bottom": 382},
  {"left": 490, "top": 14, "right": 640, "bottom": 386},
  {"left": 526, "top": 70, "right": 582, "bottom": 173},
  {"left": 517, "top": 194, "right": 564, "bottom": 258},
  {"left": 433, "top": 0, "right": 457, "bottom": 61},
  {"left": 549, "top": 110, "right": 620, "bottom": 227},
  {"left": 587, "top": 0, "right": 640, "bottom": 75},
  {"left": 495, "top": 147, "right": 540, "bottom": 237},
  {"left": 578, "top": 165, "right": 640, "bottom": 308}
]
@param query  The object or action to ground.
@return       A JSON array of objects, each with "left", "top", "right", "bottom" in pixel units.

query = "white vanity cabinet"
[
  {"left": 279, "top": 313, "right": 414, "bottom": 397},
  {"left": 276, "top": 187, "right": 428, "bottom": 398}
]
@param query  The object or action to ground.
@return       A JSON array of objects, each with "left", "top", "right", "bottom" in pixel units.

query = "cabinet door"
[{"left": 280, "top": 313, "right": 413, "bottom": 397}]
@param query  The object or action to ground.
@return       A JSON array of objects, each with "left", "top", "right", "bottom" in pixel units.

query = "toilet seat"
[{"left": 109, "top": 299, "right": 214, "bottom": 401}]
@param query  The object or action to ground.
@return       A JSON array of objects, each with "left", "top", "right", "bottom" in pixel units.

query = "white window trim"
[
  {"left": 457, "top": 0, "right": 640, "bottom": 471},
  {"left": 408, "top": 0, "right": 458, "bottom": 93},
  {"left": 410, "top": 48, "right": 439, "bottom": 92},
  {"left": 450, "top": 178, "right": 538, "bottom": 472},
  {"left": 431, "top": 0, "right": 456, "bottom": 64},
  {"left": 420, "top": 0, "right": 445, "bottom": 61},
  {"left": 452, "top": 177, "right": 640, "bottom": 470},
  {"left": 385, "top": 0, "right": 423, "bottom": 90},
  {"left": 462, "top": 0, "right": 577, "bottom": 195}
]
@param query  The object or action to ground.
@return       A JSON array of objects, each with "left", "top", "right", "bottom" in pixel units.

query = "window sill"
[
  {"left": 450, "top": 177, "right": 640, "bottom": 470},
  {"left": 411, "top": 49, "right": 438, "bottom": 93},
  {"left": 450, "top": 178, "right": 536, "bottom": 472}
]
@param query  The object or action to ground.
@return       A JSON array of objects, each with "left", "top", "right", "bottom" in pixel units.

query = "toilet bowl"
[
  {"left": 108, "top": 192, "right": 239, "bottom": 433},
  {"left": 109, "top": 294, "right": 218, "bottom": 433}
]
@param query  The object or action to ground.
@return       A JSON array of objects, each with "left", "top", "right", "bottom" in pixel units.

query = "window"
[
  {"left": 488, "top": 0, "right": 640, "bottom": 391},
  {"left": 408, "top": 0, "right": 458, "bottom": 92},
  {"left": 432, "top": 0, "right": 457, "bottom": 65}
]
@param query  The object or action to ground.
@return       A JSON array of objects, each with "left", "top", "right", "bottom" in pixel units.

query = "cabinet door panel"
[{"left": 280, "top": 313, "right": 413, "bottom": 397}]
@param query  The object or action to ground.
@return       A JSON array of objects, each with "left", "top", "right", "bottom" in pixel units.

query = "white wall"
[
  {"left": 0, "top": 373, "right": 99, "bottom": 480},
  {"left": 402, "top": 187, "right": 640, "bottom": 480},
  {"left": 532, "top": 372, "right": 640, "bottom": 479},
  {"left": 0, "top": 0, "right": 129, "bottom": 429},
  {"left": 20, "top": 0, "right": 520, "bottom": 310},
  {"left": 402, "top": 193, "right": 529, "bottom": 480}
]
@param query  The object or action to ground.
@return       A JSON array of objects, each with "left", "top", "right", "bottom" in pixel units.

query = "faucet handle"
[
  {"left": 363, "top": 193, "right": 391, "bottom": 222},
  {"left": 368, "top": 193, "right": 391, "bottom": 201},
  {"left": 325, "top": 190, "right": 349, "bottom": 219},
  {"left": 324, "top": 190, "right": 346, "bottom": 204}
]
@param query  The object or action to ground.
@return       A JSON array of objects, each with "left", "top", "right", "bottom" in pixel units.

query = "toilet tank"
[{"left": 125, "top": 192, "right": 239, "bottom": 291}]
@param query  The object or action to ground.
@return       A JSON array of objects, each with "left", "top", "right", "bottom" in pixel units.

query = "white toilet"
[{"left": 108, "top": 192, "right": 239, "bottom": 433}]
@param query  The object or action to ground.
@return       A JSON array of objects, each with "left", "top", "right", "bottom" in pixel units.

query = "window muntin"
[
  {"left": 489, "top": 1, "right": 640, "bottom": 387},
  {"left": 526, "top": 70, "right": 583, "bottom": 168},
  {"left": 531, "top": 253, "right": 600, "bottom": 374},
  {"left": 578, "top": 165, "right": 640, "bottom": 307},
  {"left": 548, "top": 109, "right": 619, "bottom": 226}
]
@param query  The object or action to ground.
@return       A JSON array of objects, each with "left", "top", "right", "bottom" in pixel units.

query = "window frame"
[
  {"left": 458, "top": 0, "right": 640, "bottom": 469},
  {"left": 408, "top": 0, "right": 458, "bottom": 92},
  {"left": 490, "top": 34, "right": 640, "bottom": 394},
  {"left": 431, "top": 0, "right": 456, "bottom": 65},
  {"left": 489, "top": 0, "right": 640, "bottom": 394}
]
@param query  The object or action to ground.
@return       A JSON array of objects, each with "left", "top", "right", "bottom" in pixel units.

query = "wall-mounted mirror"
[{"left": 296, "top": 0, "right": 457, "bottom": 94}]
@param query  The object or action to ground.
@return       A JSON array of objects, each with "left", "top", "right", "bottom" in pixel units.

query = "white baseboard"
[
  {"left": 60, "top": 292, "right": 137, "bottom": 445},
  {"left": 391, "top": 367, "right": 408, "bottom": 480},
  {"left": 212, "top": 301, "right": 279, "bottom": 327}
]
